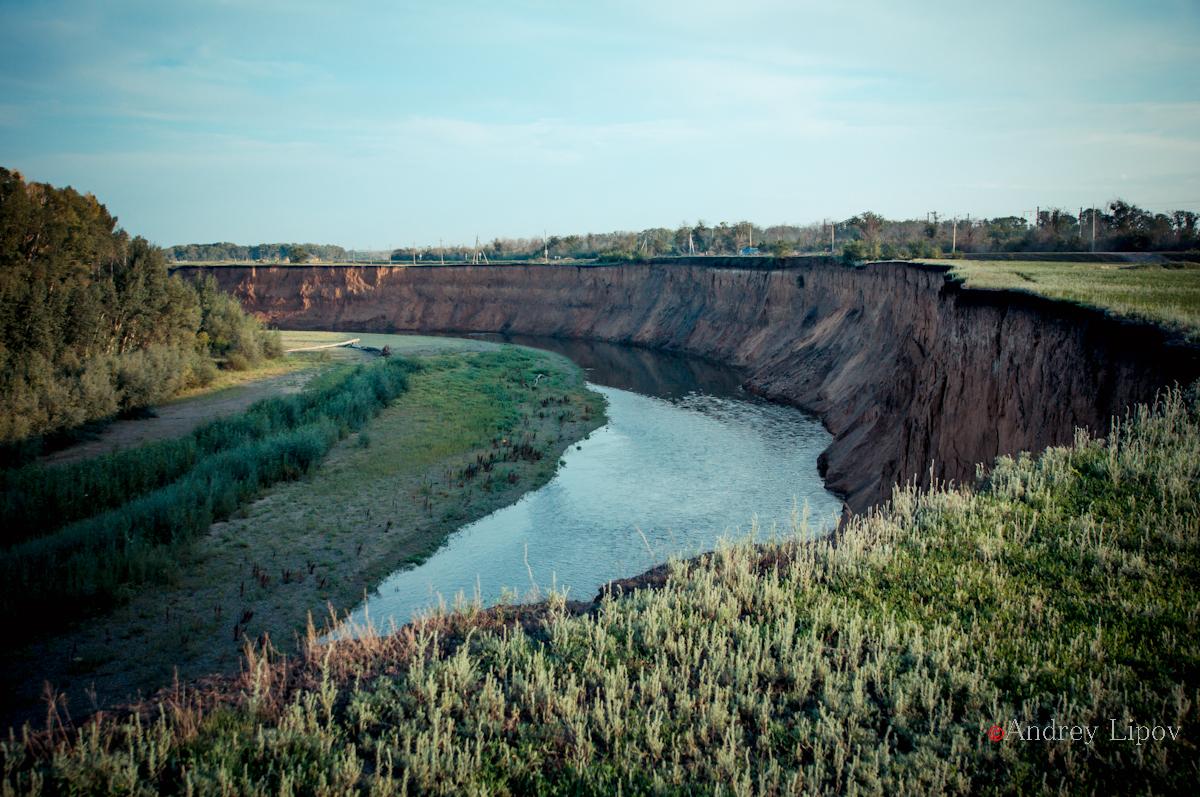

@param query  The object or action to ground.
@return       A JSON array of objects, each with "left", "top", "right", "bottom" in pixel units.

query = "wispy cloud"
[{"left": 1, "top": 0, "right": 1197, "bottom": 245}]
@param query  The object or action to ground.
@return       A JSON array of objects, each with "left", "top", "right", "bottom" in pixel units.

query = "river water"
[{"left": 347, "top": 336, "right": 841, "bottom": 629}]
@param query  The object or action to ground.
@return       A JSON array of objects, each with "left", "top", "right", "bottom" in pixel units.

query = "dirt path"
[{"left": 40, "top": 368, "right": 323, "bottom": 467}]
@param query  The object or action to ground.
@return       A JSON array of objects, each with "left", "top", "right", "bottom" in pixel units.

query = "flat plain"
[{"left": 930, "top": 258, "right": 1200, "bottom": 340}]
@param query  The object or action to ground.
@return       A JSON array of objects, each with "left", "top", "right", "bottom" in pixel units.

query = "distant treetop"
[{"left": 169, "top": 200, "right": 1199, "bottom": 266}]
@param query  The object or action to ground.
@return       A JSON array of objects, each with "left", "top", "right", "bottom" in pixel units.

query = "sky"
[{"left": 2, "top": 0, "right": 1199, "bottom": 249}]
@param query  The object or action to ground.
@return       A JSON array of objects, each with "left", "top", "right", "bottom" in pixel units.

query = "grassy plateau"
[
  {"left": 2, "top": 378, "right": 1196, "bottom": 793},
  {"left": 929, "top": 259, "right": 1200, "bottom": 341}
]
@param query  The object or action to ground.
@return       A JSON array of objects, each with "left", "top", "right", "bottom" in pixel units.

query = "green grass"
[
  {"left": 0, "top": 358, "right": 417, "bottom": 636},
  {"left": 4, "top": 385, "right": 1197, "bottom": 794},
  {"left": 928, "top": 259, "right": 1200, "bottom": 341}
]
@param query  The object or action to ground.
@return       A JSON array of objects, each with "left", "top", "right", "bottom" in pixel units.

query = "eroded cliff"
[{"left": 178, "top": 259, "right": 1200, "bottom": 512}]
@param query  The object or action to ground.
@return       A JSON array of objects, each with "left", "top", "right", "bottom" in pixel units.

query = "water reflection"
[
  {"left": 349, "top": 339, "right": 840, "bottom": 628},
  {"left": 476, "top": 334, "right": 746, "bottom": 399}
]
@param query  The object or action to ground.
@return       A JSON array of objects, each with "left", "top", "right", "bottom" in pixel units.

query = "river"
[{"left": 347, "top": 335, "right": 841, "bottom": 629}]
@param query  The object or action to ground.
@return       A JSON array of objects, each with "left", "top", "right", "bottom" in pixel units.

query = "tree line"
[
  {"left": 0, "top": 168, "right": 281, "bottom": 459},
  {"left": 165, "top": 200, "right": 1198, "bottom": 268},
  {"left": 375, "top": 200, "right": 1198, "bottom": 264},
  {"left": 165, "top": 242, "right": 348, "bottom": 263}
]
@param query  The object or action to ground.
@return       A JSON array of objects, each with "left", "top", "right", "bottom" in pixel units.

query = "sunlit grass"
[
  {"left": 169, "top": 354, "right": 320, "bottom": 402},
  {"left": 5, "top": 384, "right": 1197, "bottom": 794},
  {"left": 278, "top": 330, "right": 500, "bottom": 359},
  {"left": 927, "top": 259, "right": 1200, "bottom": 341}
]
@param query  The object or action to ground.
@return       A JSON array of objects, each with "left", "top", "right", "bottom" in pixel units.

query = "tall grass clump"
[
  {"left": 0, "top": 357, "right": 418, "bottom": 635},
  {"left": 0, "top": 360, "right": 412, "bottom": 547},
  {"left": 3, "top": 385, "right": 1197, "bottom": 794}
]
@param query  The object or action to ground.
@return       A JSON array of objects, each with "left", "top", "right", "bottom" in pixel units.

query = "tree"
[
  {"left": 1107, "top": 200, "right": 1153, "bottom": 251},
  {"left": 850, "top": 212, "right": 885, "bottom": 260},
  {"left": 1172, "top": 211, "right": 1198, "bottom": 247},
  {"left": 0, "top": 167, "right": 280, "bottom": 453}
]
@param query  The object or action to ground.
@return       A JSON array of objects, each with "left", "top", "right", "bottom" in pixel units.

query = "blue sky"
[{"left": 2, "top": 0, "right": 1198, "bottom": 248}]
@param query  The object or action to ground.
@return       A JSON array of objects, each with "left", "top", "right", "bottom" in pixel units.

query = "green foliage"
[
  {"left": 768, "top": 239, "right": 794, "bottom": 257},
  {"left": 0, "top": 168, "right": 283, "bottom": 458},
  {"left": 0, "top": 357, "right": 418, "bottom": 634},
  {"left": 165, "top": 242, "right": 347, "bottom": 263},
  {"left": 267, "top": 200, "right": 1199, "bottom": 265},
  {"left": 0, "top": 436, "right": 200, "bottom": 547},
  {"left": 595, "top": 250, "right": 643, "bottom": 263},
  {"left": 841, "top": 239, "right": 869, "bottom": 263},
  {"left": 0, "top": 169, "right": 202, "bottom": 449},
  {"left": 3, "top": 387, "right": 1197, "bottom": 793},
  {"left": 191, "top": 273, "right": 281, "bottom": 368}
]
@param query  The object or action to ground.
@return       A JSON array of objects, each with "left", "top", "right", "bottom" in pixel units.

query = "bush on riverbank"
[
  {"left": 3, "top": 385, "right": 1196, "bottom": 794},
  {"left": 0, "top": 357, "right": 418, "bottom": 635},
  {"left": 0, "top": 168, "right": 284, "bottom": 463}
]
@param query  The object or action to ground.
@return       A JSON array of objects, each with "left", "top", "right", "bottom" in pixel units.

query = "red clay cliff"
[{"left": 176, "top": 258, "right": 1200, "bottom": 512}]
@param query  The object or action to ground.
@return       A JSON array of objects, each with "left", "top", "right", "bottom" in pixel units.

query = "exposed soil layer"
[{"left": 177, "top": 258, "right": 1200, "bottom": 511}]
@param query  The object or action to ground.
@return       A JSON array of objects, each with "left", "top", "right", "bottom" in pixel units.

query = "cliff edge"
[{"left": 176, "top": 258, "right": 1200, "bottom": 512}]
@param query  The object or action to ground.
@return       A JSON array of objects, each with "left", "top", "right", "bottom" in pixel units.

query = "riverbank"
[
  {"left": 6, "top": 386, "right": 1195, "bottom": 793},
  {"left": 181, "top": 258, "right": 1200, "bottom": 513},
  {"left": 0, "top": 339, "right": 604, "bottom": 730}
]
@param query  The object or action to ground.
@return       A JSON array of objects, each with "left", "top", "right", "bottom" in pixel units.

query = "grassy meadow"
[
  {"left": 0, "top": 338, "right": 605, "bottom": 733},
  {"left": 930, "top": 259, "right": 1200, "bottom": 341},
  {"left": 3, "top": 382, "right": 1196, "bottom": 793}
]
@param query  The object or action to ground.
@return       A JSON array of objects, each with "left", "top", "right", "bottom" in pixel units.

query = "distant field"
[{"left": 927, "top": 259, "right": 1200, "bottom": 341}]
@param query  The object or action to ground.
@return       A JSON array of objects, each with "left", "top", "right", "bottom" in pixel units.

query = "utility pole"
[
  {"left": 952, "top": 217, "right": 958, "bottom": 254},
  {"left": 1091, "top": 206, "right": 1097, "bottom": 253},
  {"left": 830, "top": 220, "right": 835, "bottom": 254},
  {"left": 543, "top": 229, "right": 549, "bottom": 262},
  {"left": 439, "top": 238, "right": 444, "bottom": 266}
]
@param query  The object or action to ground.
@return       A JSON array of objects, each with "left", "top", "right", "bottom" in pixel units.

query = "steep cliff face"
[{"left": 179, "top": 259, "right": 1199, "bottom": 512}]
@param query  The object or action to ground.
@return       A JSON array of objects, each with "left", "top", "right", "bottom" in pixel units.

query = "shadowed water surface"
[{"left": 349, "top": 337, "right": 840, "bottom": 628}]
